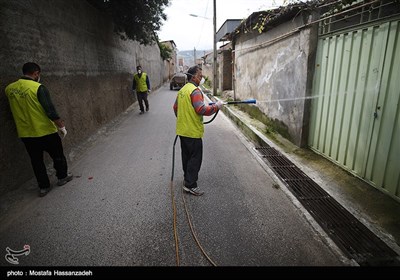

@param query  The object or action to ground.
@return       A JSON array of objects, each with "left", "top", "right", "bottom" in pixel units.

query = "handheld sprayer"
[
  {"left": 208, "top": 99, "right": 257, "bottom": 106},
  {"left": 204, "top": 99, "right": 256, "bottom": 124}
]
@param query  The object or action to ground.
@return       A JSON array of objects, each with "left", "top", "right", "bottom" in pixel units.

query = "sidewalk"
[{"left": 211, "top": 93, "right": 400, "bottom": 257}]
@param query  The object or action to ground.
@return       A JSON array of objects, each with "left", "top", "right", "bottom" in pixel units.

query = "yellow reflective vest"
[
  {"left": 176, "top": 83, "right": 204, "bottom": 138},
  {"left": 5, "top": 79, "right": 57, "bottom": 137},
  {"left": 133, "top": 72, "right": 148, "bottom": 92}
]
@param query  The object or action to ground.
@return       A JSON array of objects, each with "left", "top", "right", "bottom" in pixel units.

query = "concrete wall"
[
  {"left": 202, "top": 64, "right": 213, "bottom": 85},
  {"left": 0, "top": 0, "right": 166, "bottom": 195},
  {"left": 201, "top": 52, "right": 213, "bottom": 89},
  {"left": 233, "top": 13, "right": 318, "bottom": 147}
]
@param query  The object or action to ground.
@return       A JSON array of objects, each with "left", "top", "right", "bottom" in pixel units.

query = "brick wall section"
[
  {"left": 222, "top": 50, "right": 233, "bottom": 90},
  {"left": 0, "top": 0, "right": 166, "bottom": 194}
]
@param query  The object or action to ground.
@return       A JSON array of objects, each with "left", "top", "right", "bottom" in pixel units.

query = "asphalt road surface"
[{"left": 0, "top": 84, "right": 346, "bottom": 267}]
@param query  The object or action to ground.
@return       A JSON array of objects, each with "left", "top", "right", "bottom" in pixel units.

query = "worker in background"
[{"left": 132, "top": 65, "right": 151, "bottom": 114}]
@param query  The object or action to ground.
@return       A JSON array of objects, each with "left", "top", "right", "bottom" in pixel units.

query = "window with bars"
[{"left": 319, "top": 0, "right": 400, "bottom": 36}]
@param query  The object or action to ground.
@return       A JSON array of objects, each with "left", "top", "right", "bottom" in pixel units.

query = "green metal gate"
[{"left": 309, "top": 19, "right": 400, "bottom": 201}]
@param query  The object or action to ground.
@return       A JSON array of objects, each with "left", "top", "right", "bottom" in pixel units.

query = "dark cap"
[
  {"left": 23, "top": 62, "right": 41, "bottom": 75},
  {"left": 186, "top": 65, "right": 202, "bottom": 80}
]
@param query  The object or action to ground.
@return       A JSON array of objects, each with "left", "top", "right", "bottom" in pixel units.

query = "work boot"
[
  {"left": 183, "top": 186, "right": 204, "bottom": 196},
  {"left": 39, "top": 187, "right": 51, "bottom": 197},
  {"left": 57, "top": 173, "right": 73, "bottom": 186}
]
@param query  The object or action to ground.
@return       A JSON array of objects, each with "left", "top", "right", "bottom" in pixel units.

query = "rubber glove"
[
  {"left": 59, "top": 126, "right": 67, "bottom": 139},
  {"left": 216, "top": 100, "right": 224, "bottom": 109},
  {"left": 148, "top": 89, "right": 151, "bottom": 93}
]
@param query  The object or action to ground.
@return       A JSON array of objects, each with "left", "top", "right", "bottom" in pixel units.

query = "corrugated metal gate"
[{"left": 308, "top": 3, "right": 400, "bottom": 201}]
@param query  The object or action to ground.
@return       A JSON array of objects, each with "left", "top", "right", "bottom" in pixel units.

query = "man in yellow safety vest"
[
  {"left": 132, "top": 65, "right": 151, "bottom": 114},
  {"left": 173, "top": 65, "right": 223, "bottom": 196},
  {"left": 5, "top": 62, "right": 73, "bottom": 197}
]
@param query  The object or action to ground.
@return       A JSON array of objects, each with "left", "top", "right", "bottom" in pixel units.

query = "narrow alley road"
[{"left": 0, "top": 85, "right": 346, "bottom": 266}]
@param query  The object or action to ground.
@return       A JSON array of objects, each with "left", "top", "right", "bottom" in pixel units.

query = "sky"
[{"left": 158, "top": 0, "right": 287, "bottom": 51}]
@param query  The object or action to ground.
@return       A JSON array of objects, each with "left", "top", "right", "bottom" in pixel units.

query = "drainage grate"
[{"left": 256, "top": 146, "right": 400, "bottom": 266}]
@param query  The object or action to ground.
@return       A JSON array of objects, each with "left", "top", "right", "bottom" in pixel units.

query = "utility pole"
[
  {"left": 188, "top": 10, "right": 216, "bottom": 90},
  {"left": 194, "top": 47, "right": 196, "bottom": 66},
  {"left": 213, "top": 0, "right": 217, "bottom": 96}
]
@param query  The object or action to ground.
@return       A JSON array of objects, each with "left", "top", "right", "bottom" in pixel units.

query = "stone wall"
[{"left": 0, "top": 0, "right": 167, "bottom": 195}]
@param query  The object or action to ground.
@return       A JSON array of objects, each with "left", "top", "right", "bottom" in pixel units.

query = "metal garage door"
[{"left": 308, "top": 19, "right": 400, "bottom": 201}]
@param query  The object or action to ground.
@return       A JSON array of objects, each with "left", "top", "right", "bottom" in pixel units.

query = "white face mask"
[
  {"left": 138, "top": 70, "right": 142, "bottom": 74},
  {"left": 36, "top": 76, "right": 41, "bottom": 83},
  {"left": 199, "top": 77, "right": 205, "bottom": 86}
]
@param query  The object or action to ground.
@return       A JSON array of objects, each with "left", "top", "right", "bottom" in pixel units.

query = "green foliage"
[
  {"left": 236, "top": 103, "right": 291, "bottom": 141},
  {"left": 247, "top": 0, "right": 360, "bottom": 35},
  {"left": 203, "top": 76, "right": 212, "bottom": 89},
  {"left": 87, "top": 0, "right": 170, "bottom": 45},
  {"left": 328, "top": 0, "right": 360, "bottom": 13},
  {"left": 248, "top": 0, "right": 295, "bottom": 34},
  {"left": 159, "top": 43, "right": 172, "bottom": 60}
]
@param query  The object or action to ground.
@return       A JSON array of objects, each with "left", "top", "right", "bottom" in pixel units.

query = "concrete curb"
[{"left": 208, "top": 93, "right": 400, "bottom": 264}]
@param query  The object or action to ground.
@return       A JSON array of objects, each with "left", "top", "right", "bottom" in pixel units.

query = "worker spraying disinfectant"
[
  {"left": 170, "top": 65, "right": 256, "bottom": 266},
  {"left": 172, "top": 65, "right": 256, "bottom": 196}
]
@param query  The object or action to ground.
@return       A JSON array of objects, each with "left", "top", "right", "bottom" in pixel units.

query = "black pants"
[
  {"left": 137, "top": 91, "right": 149, "bottom": 112},
  {"left": 21, "top": 132, "right": 68, "bottom": 189},
  {"left": 179, "top": 136, "right": 202, "bottom": 189}
]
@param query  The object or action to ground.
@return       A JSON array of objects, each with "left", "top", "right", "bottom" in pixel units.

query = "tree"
[
  {"left": 158, "top": 42, "right": 172, "bottom": 61},
  {"left": 87, "top": 0, "right": 170, "bottom": 45}
]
